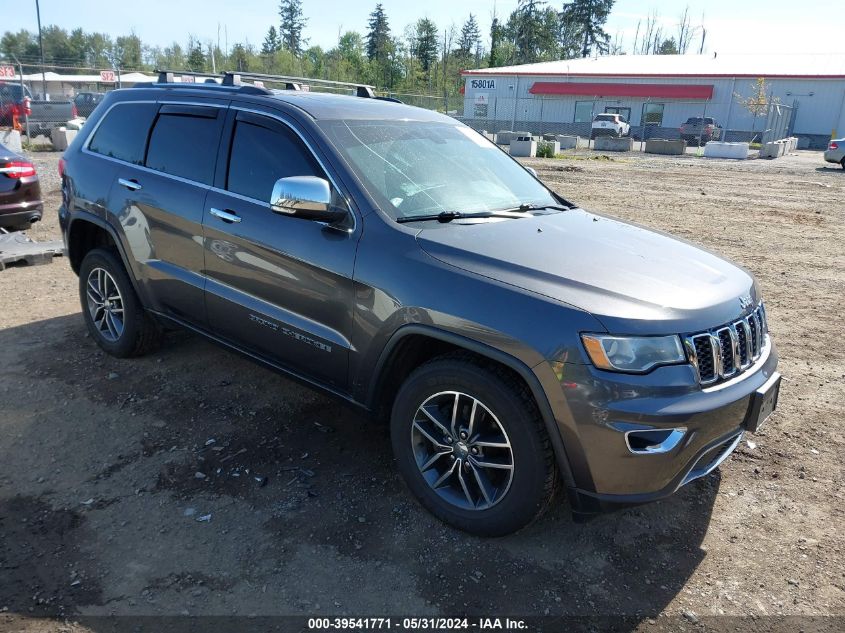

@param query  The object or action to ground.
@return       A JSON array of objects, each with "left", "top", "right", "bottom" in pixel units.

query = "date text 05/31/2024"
[{"left": 308, "top": 618, "right": 528, "bottom": 630}]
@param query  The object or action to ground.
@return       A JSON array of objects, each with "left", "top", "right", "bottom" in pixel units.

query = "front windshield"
[{"left": 319, "top": 119, "right": 560, "bottom": 221}]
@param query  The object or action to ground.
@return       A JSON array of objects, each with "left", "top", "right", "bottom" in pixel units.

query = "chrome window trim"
[
  {"left": 81, "top": 99, "right": 225, "bottom": 189},
  {"left": 80, "top": 99, "right": 357, "bottom": 233}
]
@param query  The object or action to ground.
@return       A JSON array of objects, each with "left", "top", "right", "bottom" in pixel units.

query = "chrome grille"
[{"left": 685, "top": 304, "right": 768, "bottom": 386}]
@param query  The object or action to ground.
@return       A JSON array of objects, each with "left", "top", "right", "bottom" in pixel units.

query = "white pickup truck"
[{"left": 591, "top": 113, "right": 630, "bottom": 138}]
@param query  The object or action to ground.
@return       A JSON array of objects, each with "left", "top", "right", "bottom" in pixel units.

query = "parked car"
[
  {"left": 73, "top": 92, "right": 106, "bottom": 118},
  {"left": 591, "top": 113, "right": 630, "bottom": 138},
  {"left": 680, "top": 117, "right": 724, "bottom": 145},
  {"left": 0, "top": 142, "right": 42, "bottom": 231},
  {"left": 58, "top": 75, "right": 780, "bottom": 536},
  {"left": 823, "top": 138, "right": 844, "bottom": 168},
  {"left": 0, "top": 82, "right": 77, "bottom": 137}
]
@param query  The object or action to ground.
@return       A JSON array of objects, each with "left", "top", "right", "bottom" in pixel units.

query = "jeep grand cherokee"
[{"left": 58, "top": 72, "right": 780, "bottom": 536}]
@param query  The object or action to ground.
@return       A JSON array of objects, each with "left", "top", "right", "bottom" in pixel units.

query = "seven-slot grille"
[{"left": 686, "top": 304, "right": 768, "bottom": 386}]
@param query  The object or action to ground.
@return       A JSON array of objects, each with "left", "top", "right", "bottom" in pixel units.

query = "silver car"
[{"left": 824, "top": 138, "right": 844, "bottom": 168}]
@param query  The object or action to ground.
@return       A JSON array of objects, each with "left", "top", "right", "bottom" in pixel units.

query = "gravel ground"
[{"left": 0, "top": 149, "right": 843, "bottom": 632}]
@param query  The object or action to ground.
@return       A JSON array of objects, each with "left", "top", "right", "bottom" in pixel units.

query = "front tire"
[
  {"left": 391, "top": 355, "right": 558, "bottom": 536},
  {"left": 78, "top": 248, "right": 161, "bottom": 358}
]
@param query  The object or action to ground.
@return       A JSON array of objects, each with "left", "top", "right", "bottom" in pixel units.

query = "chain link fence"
[
  {"left": 0, "top": 66, "right": 799, "bottom": 153},
  {"left": 453, "top": 92, "right": 800, "bottom": 152}
]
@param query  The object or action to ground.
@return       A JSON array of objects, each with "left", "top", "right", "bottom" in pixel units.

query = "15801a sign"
[{"left": 470, "top": 79, "right": 496, "bottom": 90}]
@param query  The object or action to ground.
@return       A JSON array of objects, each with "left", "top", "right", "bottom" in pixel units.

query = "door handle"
[
  {"left": 118, "top": 178, "right": 142, "bottom": 191},
  {"left": 209, "top": 207, "right": 242, "bottom": 223}
]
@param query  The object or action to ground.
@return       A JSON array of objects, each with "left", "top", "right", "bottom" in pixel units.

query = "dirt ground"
[{"left": 0, "top": 149, "right": 843, "bottom": 632}]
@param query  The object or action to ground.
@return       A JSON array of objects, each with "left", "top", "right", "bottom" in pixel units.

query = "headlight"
[{"left": 581, "top": 334, "right": 686, "bottom": 373}]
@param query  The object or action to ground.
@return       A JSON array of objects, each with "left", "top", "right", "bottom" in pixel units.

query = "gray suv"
[{"left": 58, "top": 72, "right": 780, "bottom": 536}]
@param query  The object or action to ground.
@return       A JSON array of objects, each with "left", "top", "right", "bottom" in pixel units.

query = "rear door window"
[
  {"left": 145, "top": 105, "right": 224, "bottom": 185},
  {"left": 87, "top": 102, "right": 158, "bottom": 165},
  {"left": 226, "top": 112, "right": 322, "bottom": 202}
]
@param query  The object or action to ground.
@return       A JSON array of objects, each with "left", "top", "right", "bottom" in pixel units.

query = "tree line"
[{"left": 1, "top": 1, "right": 703, "bottom": 100}]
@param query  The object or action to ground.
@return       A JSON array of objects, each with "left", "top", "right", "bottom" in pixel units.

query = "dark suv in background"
[{"left": 58, "top": 72, "right": 780, "bottom": 536}]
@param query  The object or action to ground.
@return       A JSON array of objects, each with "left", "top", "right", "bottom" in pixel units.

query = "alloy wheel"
[
  {"left": 86, "top": 267, "right": 125, "bottom": 342},
  {"left": 411, "top": 391, "right": 514, "bottom": 511}
]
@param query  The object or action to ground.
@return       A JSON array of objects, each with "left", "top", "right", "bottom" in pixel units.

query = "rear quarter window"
[{"left": 87, "top": 102, "right": 158, "bottom": 165}]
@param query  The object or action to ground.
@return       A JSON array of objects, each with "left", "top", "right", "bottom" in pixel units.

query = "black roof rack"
[
  {"left": 147, "top": 70, "right": 271, "bottom": 95},
  {"left": 147, "top": 69, "right": 381, "bottom": 100},
  {"left": 222, "top": 72, "right": 376, "bottom": 98}
]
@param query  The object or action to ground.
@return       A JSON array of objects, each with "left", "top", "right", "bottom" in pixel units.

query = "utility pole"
[{"left": 35, "top": 0, "right": 47, "bottom": 99}]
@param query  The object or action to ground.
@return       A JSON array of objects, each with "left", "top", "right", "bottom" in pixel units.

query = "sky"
[{"left": 3, "top": 0, "right": 843, "bottom": 59}]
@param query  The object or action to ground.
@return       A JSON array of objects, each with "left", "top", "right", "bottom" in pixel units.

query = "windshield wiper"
[
  {"left": 501, "top": 203, "right": 573, "bottom": 213},
  {"left": 396, "top": 210, "right": 530, "bottom": 224}
]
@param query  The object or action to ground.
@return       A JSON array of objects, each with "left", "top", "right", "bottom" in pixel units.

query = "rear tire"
[
  {"left": 78, "top": 248, "right": 161, "bottom": 358},
  {"left": 841, "top": 158, "right": 845, "bottom": 170},
  {"left": 391, "top": 354, "right": 558, "bottom": 536}
]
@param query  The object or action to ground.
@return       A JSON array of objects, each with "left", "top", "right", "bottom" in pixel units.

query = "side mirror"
[
  {"left": 525, "top": 167, "right": 538, "bottom": 178},
  {"left": 270, "top": 176, "right": 348, "bottom": 223}
]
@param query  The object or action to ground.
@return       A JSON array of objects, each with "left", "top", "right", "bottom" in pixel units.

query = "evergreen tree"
[
  {"left": 186, "top": 38, "right": 206, "bottom": 71},
  {"left": 561, "top": 0, "right": 614, "bottom": 58},
  {"left": 279, "top": 0, "right": 307, "bottom": 57},
  {"left": 656, "top": 37, "right": 678, "bottom": 55},
  {"left": 261, "top": 26, "right": 281, "bottom": 55},
  {"left": 507, "top": 1, "right": 559, "bottom": 64},
  {"left": 411, "top": 18, "right": 438, "bottom": 75},
  {"left": 231, "top": 43, "right": 250, "bottom": 71},
  {"left": 457, "top": 14, "right": 481, "bottom": 61},
  {"left": 489, "top": 17, "right": 503, "bottom": 67},
  {"left": 365, "top": 4, "right": 390, "bottom": 62}
]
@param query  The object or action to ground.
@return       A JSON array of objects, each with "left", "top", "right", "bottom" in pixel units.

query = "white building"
[
  {"left": 8, "top": 71, "right": 156, "bottom": 99},
  {"left": 462, "top": 53, "right": 845, "bottom": 148}
]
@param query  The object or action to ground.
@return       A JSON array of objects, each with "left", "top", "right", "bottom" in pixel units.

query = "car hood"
[{"left": 415, "top": 209, "right": 758, "bottom": 335}]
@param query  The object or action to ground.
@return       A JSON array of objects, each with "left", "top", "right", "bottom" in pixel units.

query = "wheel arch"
[
  {"left": 67, "top": 213, "right": 143, "bottom": 294},
  {"left": 368, "top": 324, "right": 576, "bottom": 489}
]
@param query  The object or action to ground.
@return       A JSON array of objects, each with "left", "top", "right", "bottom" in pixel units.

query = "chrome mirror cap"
[{"left": 270, "top": 176, "right": 347, "bottom": 223}]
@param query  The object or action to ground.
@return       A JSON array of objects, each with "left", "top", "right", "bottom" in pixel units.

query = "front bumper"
[{"left": 539, "top": 337, "right": 779, "bottom": 516}]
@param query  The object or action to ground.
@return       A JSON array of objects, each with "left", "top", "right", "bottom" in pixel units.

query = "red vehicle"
[{"left": 0, "top": 82, "right": 32, "bottom": 131}]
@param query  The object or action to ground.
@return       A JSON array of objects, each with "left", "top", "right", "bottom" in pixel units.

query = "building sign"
[
  {"left": 473, "top": 92, "right": 489, "bottom": 117},
  {"left": 99, "top": 70, "right": 116, "bottom": 82},
  {"left": 470, "top": 79, "right": 496, "bottom": 90},
  {"left": 0, "top": 65, "right": 16, "bottom": 79}
]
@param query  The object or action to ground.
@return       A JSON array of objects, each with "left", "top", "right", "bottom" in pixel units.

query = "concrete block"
[
  {"left": 0, "top": 129, "right": 22, "bottom": 153},
  {"left": 509, "top": 137, "right": 537, "bottom": 157},
  {"left": 645, "top": 138, "right": 687, "bottom": 155},
  {"left": 554, "top": 135, "right": 589, "bottom": 149},
  {"left": 50, "top": 127, "right": 77, "bottom": 151},
  {"left": 759, "top": 141, "right": 786, "bottom": 159},
  {"left": 594, "top": 136, "right": 633, "bottom": 152},
  {"left": 703, "top": 141, "right": 749, "bottom": 160},
  {"left": 496, "top": 130, "right": 514, "bottom": 145}
]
